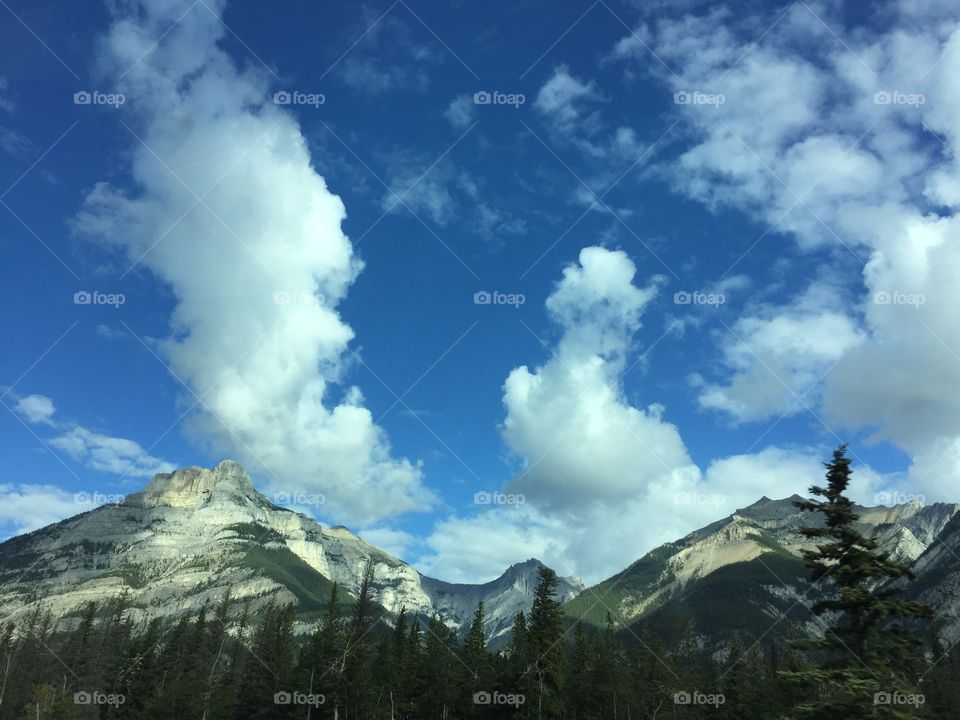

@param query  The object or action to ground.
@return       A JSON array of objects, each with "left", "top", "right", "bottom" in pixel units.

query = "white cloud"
[
  {"left": 502, "top": 247, "right": 691, "bottom": 511},
  {"left": 698, "top": 283, "right": 863, "bottom": 422},
  {"left": 15, "top": 394, "right": 56, "bottom": 426},
  {"left": 9, "top": 392, "right": 174, "bottom": 480},
  {"left": 605, "top": 2, "right": 960, "bottom": 500},
  {"left": 0, "top": 484, "right": 95, "bottom": 537},
  {"left": 444, "top": 94, "right": 476, "bottom": 129},
  {"left": 358, "top": 526, "right": 420, "bottom": 562},
  {"left": 50, "top": 426, "right": 176, "bottom": 479},
  {"left": 381, "top": 162, "right": 456, "bottom": 224},
  {"left": 534, "top": 65, "right": 601, "bottom": 130},
  {"left": 420, "top": 445, "right": 835, "bottom": 585},
  {"left": 418, "top": 247, "right": 842, "bottom": 584},
  {"left": 74, "top": 0, "right": 433, "bottom": 525}
]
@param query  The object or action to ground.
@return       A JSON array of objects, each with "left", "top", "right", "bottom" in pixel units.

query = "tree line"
[{"left": 1, "top": 446, "right": 959, "bottom": 719}]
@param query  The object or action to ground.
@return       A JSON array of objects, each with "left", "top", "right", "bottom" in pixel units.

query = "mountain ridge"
[
  {"left": 0, "top": 460, "right": 584, "bottom": 642},
  {"left": 3, "top": 459, "right": 959, "bottom": 653}
]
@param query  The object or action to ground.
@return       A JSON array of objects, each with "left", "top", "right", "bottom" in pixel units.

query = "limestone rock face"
[
  {"left": 0, "top": 461, "right": 580, "bottom": 640},
  {"left": 124, "top": 460, "right": 260, "bottom": 509}
]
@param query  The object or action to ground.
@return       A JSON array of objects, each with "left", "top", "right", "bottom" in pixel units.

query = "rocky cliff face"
[
  {"left": 0, "top": 461, "right": 581, "bottom": 640},
  {"left": 906, "top": 513, "right": 960, "bottom": 647}
]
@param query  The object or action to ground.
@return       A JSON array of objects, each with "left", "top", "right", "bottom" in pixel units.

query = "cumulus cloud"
[
  {"left": 74, "top": 0, "right": 433, "bottom": 524},
  {"left": 501, "top": 247, "right": 694, "bottom": 511},
  {"left": 418, "top": 247, "right": 841, "bottom": 584},
  {"left": 15, "top": 394, "right": 56, "bottom": 425},
  {"left": 699, "top": 283, "right": 863, "bottom": 422},
  {"left": 607, "top": 2, "right": 960, "bottom": 500}
]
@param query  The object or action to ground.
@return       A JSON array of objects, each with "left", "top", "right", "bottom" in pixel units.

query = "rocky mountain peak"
[
  {"left": 123, "top": 459, "right": 262, "bottom": 509},
  {"left": 736, "top": 494, "right": 807, "bottom": 522}
]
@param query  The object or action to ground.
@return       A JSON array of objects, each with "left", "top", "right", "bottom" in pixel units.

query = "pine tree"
[
  {"left": 463, "top": 601, "right": 488, "bottom": 678},
  {"left": 419, "top": 614, "right": 459, "bottom": 718},
  {"left": 462, "top": 601, "right": 491, "bottom": 719},
  {"left": 719, "top": 636, "right": 768, "bottom": 720},
  {"left": 566, "top": 621, "right": 595, "bottom": 719},
  {"left": 780, "top": 445, "right": 934, "bottom": 719},
  {"left": 344, "top": 560, "right": 377, "bottom": 718},
  {"left": 527, "top": 566, "right": 565, "bottom": 720}
]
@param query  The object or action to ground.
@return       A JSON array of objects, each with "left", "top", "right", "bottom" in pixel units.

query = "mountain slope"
[
  {"left": 906, "top": 512, "right": 960, "bottom": 647},
  {"left": 566, "top": 495, "right": 960, "bottom": 649},
  {"left": 0, "top": 461, "right": 583, "bottom": 639}
]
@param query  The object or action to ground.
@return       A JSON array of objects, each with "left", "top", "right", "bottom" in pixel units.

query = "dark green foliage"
[{"left": 780, "top": 445, "right": 937, "bottom": 719}]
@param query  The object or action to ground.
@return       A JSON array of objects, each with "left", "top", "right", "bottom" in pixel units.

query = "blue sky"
[{"left": 2, "top": 0, "right": 958, "bottom": 584}]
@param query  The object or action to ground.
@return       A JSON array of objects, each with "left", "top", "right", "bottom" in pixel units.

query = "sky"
[{"left": 1, "top": 0, "right": 959, "bottom": 585}]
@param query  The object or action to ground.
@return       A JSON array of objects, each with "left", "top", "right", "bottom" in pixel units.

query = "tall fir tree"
[
  {"left": 527, "top": 565, "right": 565, "bottom": 720},
  {"left": 780, "top": 444, "right": 934, "bottom": 719}
]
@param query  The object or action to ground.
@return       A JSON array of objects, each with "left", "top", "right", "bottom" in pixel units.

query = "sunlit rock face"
[{"left": 0, "top": 461, "right": 581, "bottom": 641}]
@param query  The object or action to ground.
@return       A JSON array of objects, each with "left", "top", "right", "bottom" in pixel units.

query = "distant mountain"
[
  {"left": 423, "top": 558, "right": 583, "bottom": 643},
  {"left": 4, "top": 461, "right": 957, "bottom": 654},
  {"left": 0, "top": 461, "right": 584, "bottom": 640},
  {"left": 565, "top": 495, "right": 960, "bottom": 651}
]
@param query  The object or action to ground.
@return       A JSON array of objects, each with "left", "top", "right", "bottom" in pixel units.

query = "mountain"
[
  {"left": 565, "top": 494, "right": 960, "bottom": 651},
  {"left": 423, "top": 558, "right": 583, "bottom": 643},
  {"left": 4, "top": 460, "right": 958, "bottom": 655},
  {"left": 906, "top": 512, "right": 960, "bottom": 647},
  {"left": 0, "top": 460, "right": 584, "bottom": 640}
]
